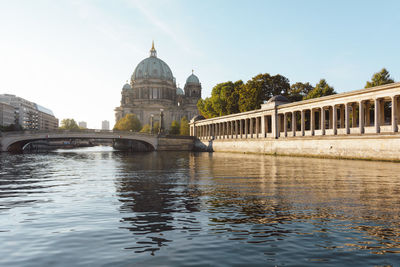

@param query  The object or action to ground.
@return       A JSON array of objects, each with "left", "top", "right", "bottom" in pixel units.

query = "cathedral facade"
[{"left": 115, "top": 42, "right": 201, "bottom": 130}]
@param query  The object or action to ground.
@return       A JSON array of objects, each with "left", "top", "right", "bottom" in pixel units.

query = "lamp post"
[
  {"left": 150, "top": 114, "right": 154, "bottom": 134},
  {"left": 159, "top": 109, "right": 164, "bottom": 134}
]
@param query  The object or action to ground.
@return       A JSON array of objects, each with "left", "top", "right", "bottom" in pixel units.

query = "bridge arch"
[{"left": 1, "top": 131, "right": 159, "bottom": 152}]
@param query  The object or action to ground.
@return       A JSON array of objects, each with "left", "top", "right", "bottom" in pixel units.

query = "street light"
[
  {"left": 150, "top": 114, "right": 154, "bottom": 134},
  {"left": 159, "top": 109, "right": 164, "bottom": 134}
]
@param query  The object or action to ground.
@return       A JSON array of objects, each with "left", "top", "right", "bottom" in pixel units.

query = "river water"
[{"left": 1, "top": 147, "right": 400, "bottom": 266}]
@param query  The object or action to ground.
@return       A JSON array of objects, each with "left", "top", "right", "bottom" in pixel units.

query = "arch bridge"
[{"left": 0, "top": 130, "right": 159, "bottom": 152}]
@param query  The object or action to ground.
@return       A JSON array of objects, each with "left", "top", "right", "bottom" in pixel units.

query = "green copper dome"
[
  {"left": 132, "top": 43, "right": 174, "bottom": 81},
  {"left": 186, "top": 73, "right": 200, "bottom": 84}
]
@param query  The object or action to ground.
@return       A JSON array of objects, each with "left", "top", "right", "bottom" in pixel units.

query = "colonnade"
[{"left": 190, "top": 84, "right": 400, "bottom": 140}]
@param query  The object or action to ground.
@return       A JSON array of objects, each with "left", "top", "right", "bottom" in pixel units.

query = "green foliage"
[
  {"left": 197, "top": 81, "right": 243, "bottom": 118},
  {"left": 0, "top": 123, "right": 23, "bottom": 132},
  {"left": 304, "top": 79, "right": 336, "bottom": 100},
  {"left": 140, "top": 124, "right": 151, "bottom": 133},
  {"left": 197, "top": 73, "right": 337, "bottom": 117},
  {"left": 179, "top": 117, "right": 189, "bottom": 135},
  {"left": 169, "top": 120, "right": 180, "bottom": 135},
  {"left": 59, "top": 119, "right": 80, "bottom": 130},
  {"left": 153, "top": 121, "right": 160, "bottom": 133},
  {"left": 113, "top": 114, "right": 142, "bottom": 132},
  {"left": 238, "top": 73, "right": 290, "bottom": 112},
  {"left": 365, "top": 68, "right": 394, "bottom": 88},
  {"left": 288, "top": 82, "right": 314, "bottom": 101}
]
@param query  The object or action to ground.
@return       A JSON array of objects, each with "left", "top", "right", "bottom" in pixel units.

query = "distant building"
[
  {"left": 79, "top": 121, "right": 87, "bottom": 129},
  {"left": 102, "top": 120, "right": 110, "bottom": 130},
  {"left": 0, "top": 94, "right": 58, "bottom": 130},
  {"left": 0, "top": 102, "right": 15, "bottom": 126}
]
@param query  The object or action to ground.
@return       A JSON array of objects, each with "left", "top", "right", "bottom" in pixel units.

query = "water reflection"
[
  {"left": 191, "top": 153, "right": 400, "bottom": 256},
  {"left": 1, "top": 148, "right": 400, "bottom": 265},
  {"left": 114, "top": 152, "right": 201, "bottom": 255}
]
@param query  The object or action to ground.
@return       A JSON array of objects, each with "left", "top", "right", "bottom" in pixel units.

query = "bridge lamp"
[
  {"left": 150, "top": 114, "right": 154, "bottom": 134},
  {"left": 159, "top": 109, "right": 164, "bottom": 134}
]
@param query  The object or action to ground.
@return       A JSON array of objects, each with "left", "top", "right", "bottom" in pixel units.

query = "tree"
[
  {"left": 140, "top": 124, "right": 151, "bottom": 133},
  {"left": 288, "top": 82, "right": 314, "bottom": 102},
  {"left": 59, "top": 119, "right": 80, "bottom": 130},
  {"left": 239, "top": 73, "right": 290, "bottom": 112},
  {"left": 179, "top": 116, "right": 189, "bottom": 135},
  {"left": 169, "top": 120, "right": 180, "bottom": 135},
  {"left": 0, "top": 123, "right": 23, "bottom": 132},
  {"left": 365, "top": 68, "right": 394, "bottom": 88},
  {"left": 153, "top": 121, "right": 160, "bottom": 133},
  {"left": 304, "top": 79, "right": 336, "bottom": 99},
  {"left": 113, "top": 114, "right": 142, "bottom": 132},
  {"left": 197, "top": 81, "right": 243, "bottom": 118}
]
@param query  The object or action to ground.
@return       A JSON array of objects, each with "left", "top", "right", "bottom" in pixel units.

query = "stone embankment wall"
[
  {"left": 158, "top": 136, "right": 195, "bottom": 151},
  {"left": 194, "top": 135, "right": 400, "bottom": 161}
]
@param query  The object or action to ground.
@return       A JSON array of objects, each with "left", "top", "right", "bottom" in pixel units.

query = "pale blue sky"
[{"left": 1, "top": 0, "right": 399, "bottom": 128}]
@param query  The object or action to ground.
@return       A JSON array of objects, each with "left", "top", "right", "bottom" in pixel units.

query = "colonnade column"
[
  {"left": 340, "top": 105, "right": 345, "bottom": 128},
  {"left": 352, "top": 104, "right": 357, "bottom": 128},
  {"left": 310, "top": 109, "right": 315, "bottom": 136},
  {"left": 365, "top": 102, "right": 371, "bottom": 126},
  {"left": 392, "top": 96, "right": 398, "bottom": 133},
  {"left": 235, "top": 120, "right": 238, "bottom": 138},
  {"left": 321, "top": 107, "right": 325, "bottom": 135},
  {"left": 249, "top": 118, "right": 253, "bottom": 138},
  {"left": 255, "top": 117, "right": 260, "bottom": 138},
  {"left": 359, "top": 100, "right": 365, "bottom": 134},
  {"left": 332, "top": 105, "right": 337, "bottom": 135},
  {"left": 301, "top": 110, "right": 305, "bottom": 136},
  {"left": 261, "top": 115, "right": 265, "bottom": 138},
  {"left": 375, "top": 98, "right": 380, "bottom": 133},
  {"left": 292, "top": 112, "right": 296, "bottom": 136},
  {"left": 244, "top": 119, "right": 248, "bottom": 138},
  {"left": 345, "top": 103, "right": 350, "bottom": 134},
  {"left": 283, "top": 113, "right": 288, "bottom": 137}
]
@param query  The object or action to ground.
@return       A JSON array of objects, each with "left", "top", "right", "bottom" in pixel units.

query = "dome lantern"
[{"left": 150, "top": 40, "right": 157, "bottom": 57}]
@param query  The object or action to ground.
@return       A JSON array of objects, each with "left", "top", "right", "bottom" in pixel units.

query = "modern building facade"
[
  {"left": 115, "top": 42, "right": 202, "bottom": 130},
  {"left": 0, "top": 102, "right": 15, "bottom": 126},
  {"left": 102, "top": 120, "right": 110, "bottom": 130},
  {"left": 79, "top": 121, "right": 87, "bottom": 129},
  {"left": 0, "top": 94, "right": 58, "bottom": 130}
]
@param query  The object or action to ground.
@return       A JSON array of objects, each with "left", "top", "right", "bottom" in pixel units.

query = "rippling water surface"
[{"left": 1, "top": 147, "right": 400, "bottom": 266}]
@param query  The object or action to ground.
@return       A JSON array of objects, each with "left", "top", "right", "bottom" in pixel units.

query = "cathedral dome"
[
  {"left": 132, "top": 42, "right": 174, "bottom": 82},
  {"left": 186, "top": 73, "right": 200, "bottom": 84},
  {"left": 122, "top": 82, "right": 131, "bottom": 90},
  {"left": 176, "top": 87, "right": 184, "bottom": 95}
]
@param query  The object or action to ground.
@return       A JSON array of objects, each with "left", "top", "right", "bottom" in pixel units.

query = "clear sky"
[{"left": 1, "top": 0, "right": 399, "bottom": 128}]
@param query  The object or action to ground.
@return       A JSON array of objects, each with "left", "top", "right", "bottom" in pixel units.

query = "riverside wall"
[{"left": 194, "top": 135, "right": 400, "bottom": 161}]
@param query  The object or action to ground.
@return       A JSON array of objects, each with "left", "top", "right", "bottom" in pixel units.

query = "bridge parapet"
[{"left": 0, "top": 130, "right": 159, "bottom": 152}]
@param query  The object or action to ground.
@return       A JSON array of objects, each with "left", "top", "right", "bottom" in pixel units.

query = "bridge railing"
[{"left": 0, "top": 129, "right": 157, "bottom": 137}]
